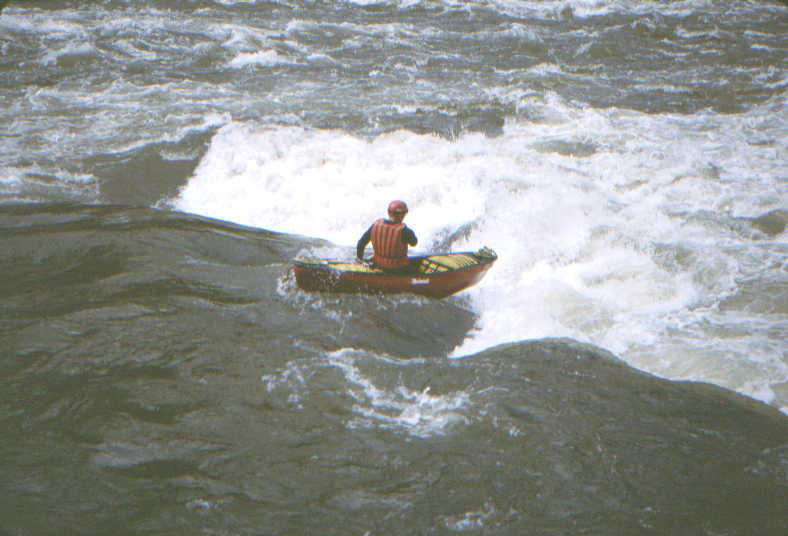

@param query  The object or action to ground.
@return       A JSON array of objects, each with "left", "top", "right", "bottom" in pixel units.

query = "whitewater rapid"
[
  {"left": 1, "top": 1, "right": 786, "bottom": 534},
  {"left": 172, "top": 93, "right": 787, "bottom": 411}
]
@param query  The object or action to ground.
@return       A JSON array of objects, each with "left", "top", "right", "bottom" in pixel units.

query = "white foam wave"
[
  {"left": 229, "top": 49, "right": 287, "bottom": 68},
  {"left": 39, "top": 43, "right": 101, "bottom": 66},
  {"left": 0, "top": 12, "right": 84, "bottom": 37},
  {"left": 0, "top": 165, "right": 99, "bottom": 203}
]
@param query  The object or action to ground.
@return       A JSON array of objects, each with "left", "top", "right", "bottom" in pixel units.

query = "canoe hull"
[{"left": 293, "top": 249, "right": 497, "bottom": 299}]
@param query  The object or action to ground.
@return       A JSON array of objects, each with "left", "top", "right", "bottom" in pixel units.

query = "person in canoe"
[{"left": 356, "top": 200, "right": 418, "bottom": 271}]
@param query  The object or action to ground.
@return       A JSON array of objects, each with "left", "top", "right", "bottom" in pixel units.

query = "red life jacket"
[{"left": 371, "top": 219, "right": 409, "bottom": 269}]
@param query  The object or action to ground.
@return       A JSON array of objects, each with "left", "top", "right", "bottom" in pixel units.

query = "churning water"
[{"left": 1, "top": 1, "right": 786, "bottom": 534}]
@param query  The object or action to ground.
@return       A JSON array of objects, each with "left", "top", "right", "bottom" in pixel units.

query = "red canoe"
[{"left": 293, "top": 247, "right": 497, "bottom": 299}]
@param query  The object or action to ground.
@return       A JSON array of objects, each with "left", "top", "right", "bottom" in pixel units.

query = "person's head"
[{"left": 387, "top": 200, "right": 408, "bottom": 222}]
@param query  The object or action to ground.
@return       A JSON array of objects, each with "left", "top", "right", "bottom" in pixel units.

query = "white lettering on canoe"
[{"left": 411, "top": 278, "right": 430, "bottom": 285}]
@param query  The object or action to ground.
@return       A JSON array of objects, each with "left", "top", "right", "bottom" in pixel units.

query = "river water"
[{"left": 1, "top": 1, "right": 786, "bottom": 534}]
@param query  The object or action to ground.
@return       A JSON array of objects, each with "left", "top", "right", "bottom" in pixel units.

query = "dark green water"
[
  {"left": 1, "top": 204, "right": 786, "bottom": 535},
  {"left": 1, "top": 1, "right": 786, "bottom": 533}
]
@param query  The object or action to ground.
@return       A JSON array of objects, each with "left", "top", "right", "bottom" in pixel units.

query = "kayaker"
[{"left": 356, "top": 200, "right": 418, "bottom": 270}]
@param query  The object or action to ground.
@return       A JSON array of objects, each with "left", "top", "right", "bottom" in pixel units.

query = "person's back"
[{"left": 356, "top": 200, "right": 418, "bottom": 270}]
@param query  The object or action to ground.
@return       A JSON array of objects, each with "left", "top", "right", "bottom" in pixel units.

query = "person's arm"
[
  {"left": 356, "top": 226, "right": 372, "bottom": 260},
  {"left": 402, "top": 226, "right": 418, "bottom": 246}
]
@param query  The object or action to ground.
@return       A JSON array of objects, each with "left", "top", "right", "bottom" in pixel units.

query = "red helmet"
[{"left": 388, "top": 200, "right": 408, "bottom": 214}]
